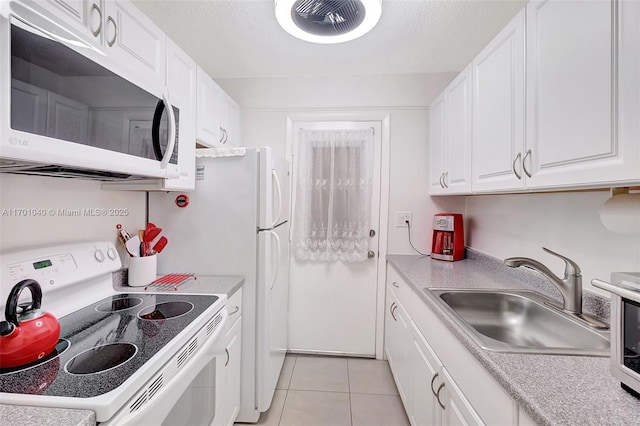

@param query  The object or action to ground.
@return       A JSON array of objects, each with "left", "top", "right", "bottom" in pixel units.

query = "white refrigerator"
[{"left": 149, "top": 147, "right": 290, "bottom": 423}]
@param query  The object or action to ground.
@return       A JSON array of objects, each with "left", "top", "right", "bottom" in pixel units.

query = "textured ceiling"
[{"left": 132, "top": 0, "right": 527, "bottom": 79}]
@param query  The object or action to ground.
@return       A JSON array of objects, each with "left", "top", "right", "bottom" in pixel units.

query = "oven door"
[
  {"left": 102, "top": 312, "right": 228, "bottom": 426},
  {"left": 0, "top": 1, "right": 179, "bottom": 179}
]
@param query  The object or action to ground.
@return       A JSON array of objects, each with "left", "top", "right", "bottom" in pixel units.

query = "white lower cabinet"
[
  {"left": 386, "top": 264, "right": 523, "bottom": 426},
  {"left": 214, "top": 289, "right": 243, "bottom": 426},
  {"left": 384, "top": 286, "right": 412, "bottom": 407},
  {"left": 409, "top": 321, "right": 442, "bottom": 426}
]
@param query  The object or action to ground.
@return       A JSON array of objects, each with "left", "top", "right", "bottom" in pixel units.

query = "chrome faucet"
[{"left": 504, "top": 247, "right": 582, "bottom": 314}]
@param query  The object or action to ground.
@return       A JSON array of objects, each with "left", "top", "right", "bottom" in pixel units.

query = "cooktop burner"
[
  {"left": 0, "top": 339, "right": 70, "bottom": 375},
  {"left": 96, "top": 296, "right": 143, "bottom": 312},
  {"left": 0, "top": 293, "right": 219, "bottom": 398},
  {"left": 138, "top": 301, "right": 194, "bottom": 320},
  {"left": 65, "top": 343, "right": 137, "bottom": 375}
]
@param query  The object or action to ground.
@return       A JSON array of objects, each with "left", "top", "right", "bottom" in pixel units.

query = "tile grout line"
[{"left": 277, "top": 355, "right": 296, "bottom": 426}]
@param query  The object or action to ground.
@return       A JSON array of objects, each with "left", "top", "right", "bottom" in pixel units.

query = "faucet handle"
[{"left": 542, "top": 247, "right": 581, "bottom": 277}]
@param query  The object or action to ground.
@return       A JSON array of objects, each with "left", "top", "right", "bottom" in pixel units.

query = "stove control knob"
[
  {"left": 94, "top": 250, "right": 105, "bottom": 263},
  {"left": 106, "top": 248, "right": 118, "bottom": 260}
]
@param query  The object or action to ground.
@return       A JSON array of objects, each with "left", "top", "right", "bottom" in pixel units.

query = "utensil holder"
[{"left": 128, "top": 255, "right": 157, "bottom": 287}]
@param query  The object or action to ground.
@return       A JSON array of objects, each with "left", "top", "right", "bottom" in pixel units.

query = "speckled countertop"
[
  {"left": 112, "top": 270, "right": 244, "bottom": 296},
  {"left": 387, "top": 251, "right": 640, "bottom": 426},
  {"left": 0, "top": 405, "right": 94, "bottom": 426},
  {"left": 0, "top": 272, "right": 243, "bottom": 425}
]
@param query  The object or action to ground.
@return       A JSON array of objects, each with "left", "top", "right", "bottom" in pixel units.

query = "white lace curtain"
[{"left": 292, "top": 128, "right": 374, "bottom": 262}]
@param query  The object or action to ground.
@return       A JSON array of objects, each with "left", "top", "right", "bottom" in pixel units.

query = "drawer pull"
[
  {"left": 229, "top": 306, "right": 240, "bottom": 315},
  {"left": 225, "top": 348, "right": 230, "bottom": 366},
  {"left": 392, "top": 282, "right": 399, "bottom": 288}
]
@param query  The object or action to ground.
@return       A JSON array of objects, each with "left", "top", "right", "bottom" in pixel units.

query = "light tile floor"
[{"left": 242, "top": 355, "right": 410, "bottom": 426}]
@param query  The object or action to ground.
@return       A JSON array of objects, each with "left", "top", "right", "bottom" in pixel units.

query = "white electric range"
[{"left": 0, "top": 241, "right": 228, "bottom": 425}]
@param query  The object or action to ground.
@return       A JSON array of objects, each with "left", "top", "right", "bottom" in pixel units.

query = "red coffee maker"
[{"left": 431, "top": 213, "right": 464, "bottom": 261}]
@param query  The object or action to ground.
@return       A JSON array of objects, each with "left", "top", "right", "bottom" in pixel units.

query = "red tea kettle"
[{"left": 0, "top": 279, "right": 61, "bottom": 369}]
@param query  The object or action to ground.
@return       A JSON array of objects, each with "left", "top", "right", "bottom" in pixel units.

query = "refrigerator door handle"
[
  {"left": 272, "top": 169, "right": 283, "bottom": 227},
  {"left": 269, "top": 230, "right": 281, "bottom": 290}
]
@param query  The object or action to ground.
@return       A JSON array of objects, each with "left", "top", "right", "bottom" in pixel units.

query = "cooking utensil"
[
  {"left": 152, "top": 236, "right": 168, "bottom": 253},
  {"left": 0, "top": 280, "right": 61, "bottom": 369},
  {"left": 125, "top": 236, "right": 141, "bottom": 257},
  {"left": 144, "top": 223, "right": 162, "bottom": 243}
]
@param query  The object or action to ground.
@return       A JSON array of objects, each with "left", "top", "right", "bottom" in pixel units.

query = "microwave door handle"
[
  {"left": 160, "top": 92, "right": 176, "bottom": 170},
  {"left": 152, "top": 93, "right": 177, "bottom": 170},
  {"left": 272, "top": 169, "right": 282, "bottom": 227},
  {"left": 592, "top": 279, "right": 640, "bottom": 304}
]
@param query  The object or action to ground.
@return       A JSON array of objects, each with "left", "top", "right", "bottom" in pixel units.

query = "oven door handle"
[
  {"left": 102, "top": 311, "right": 228, "bottom": 425},
  {"left": 592, "top": 279, "right": 640, "bottom": 304}
]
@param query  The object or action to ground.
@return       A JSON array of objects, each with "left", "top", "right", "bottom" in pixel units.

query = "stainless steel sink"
[{"left": 430, "top": 289, "right": 610, "bottom": 356}]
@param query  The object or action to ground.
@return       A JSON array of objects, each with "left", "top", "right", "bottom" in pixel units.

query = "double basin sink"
[{"left": 430, "top": 289, "right": 610, "bottom": 356}]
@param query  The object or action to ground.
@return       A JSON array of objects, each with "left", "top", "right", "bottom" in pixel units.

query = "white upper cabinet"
[
  {"left": 223, "top": 95, "right": 242, "bottom": 147},
  {"left": 471, "top": 10, "right": 525, "bottom": 192},
  {"left": 101, "top": 0, "right": 166, "bottom": 82},
  {"left": 444, "top": 65, "right": 473, "bottom": 193},
  {"left": 429, "top": 93, "right": 447, "bottom": 195},
  {"left": 162, "top": 38, "right": 196, "bottom": 191},
  {"left": 525, "top": 0, "right": 623, "bottom": 189},
  {"left": 618, "top": 0, "right": 640, "bottom": 182},
  {"left": 429, "top": 65, "right": 472, "bottom": 195},
  {"left": 196, "top": 67, "right": 225, "bottom": 147},
  {"left": 30, "top": 0, "right": 166, "bottom": 82},
  {"left": 196, "top": 67, "right": 242, "bottom": 148}
]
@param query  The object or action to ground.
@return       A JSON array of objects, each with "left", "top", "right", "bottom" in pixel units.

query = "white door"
[
  {"left": 428, "top": 93, "right": 447, "bottom": 195},
  {"left": 444, "top": 64, "right": 472, "bottom": 193},
  {"left": 288, "top": 121, "right": 382, "bottom": 356}
]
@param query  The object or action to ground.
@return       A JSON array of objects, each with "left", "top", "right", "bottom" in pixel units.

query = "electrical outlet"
[{"left": 396, "top": 212, "right": 412, "bottom": 227}]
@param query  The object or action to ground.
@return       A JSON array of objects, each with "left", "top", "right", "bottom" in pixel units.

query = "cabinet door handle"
[
  {"left": 107, "top": 16, "right": 117, "bottom": 47},
  {"left": 392, "top": 282, "right": 399, "bottom": 288},
  {"left": 390, "top": 302, "right": 397, "bottom": 321},
  {"left": 512, "top": 152, "right": 522, "bottom": 180},
  {"left": 90, "top": 4, "right": 102, "bottom": 37},
  {"left": 430, "top": 372, "right": 439, "bottom": 397},
  {"left": 225, "top": 348, "right": 230, "bottom": 366},
  {"left": 443, "top": 172, "right": 448, "bottom": 188},
  {"left": 219, "top": 127, "right": 228, "bottom": 144},
  {"left": 439, "top": 173, "right": 445, "bottom": 188},
  {"left": 436, "top": 382, "right": 446, "bottom": 409},
  {"left": 229, "top": 306, "right": 239, "bottom": 315},
  {"left": 522, "top": 149, "right": 532, "bottom": 178}
]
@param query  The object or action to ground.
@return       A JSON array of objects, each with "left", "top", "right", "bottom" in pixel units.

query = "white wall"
[
  {"left": 0, "top": 174, "right": 146, "bottom": 259},
  {"left": 218, "top": 73, "right": 464, "bottom": 255},
  {"left": 465, "top": 191, "right": 640, "bottom": 293}
]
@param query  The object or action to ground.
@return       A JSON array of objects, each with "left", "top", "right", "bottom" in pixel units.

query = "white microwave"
[
  {"left": 0, "top": 1, "right": 180, "bottom": 180},
  {"left": 592, "top": 272, "right": 640, "bottom": 399}
]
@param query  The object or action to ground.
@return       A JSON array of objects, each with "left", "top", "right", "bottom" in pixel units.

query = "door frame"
[{"left": 285, "top": 111, "right": 391, "bottom": 359}]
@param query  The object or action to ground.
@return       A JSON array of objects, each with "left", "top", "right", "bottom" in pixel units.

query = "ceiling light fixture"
[{"left": 275, "top": 0, "right": 382, "bottom": 44}]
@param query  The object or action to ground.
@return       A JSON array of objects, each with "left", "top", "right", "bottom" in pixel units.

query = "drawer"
[
  {"left": 227, "top": 287, "right": 242, "bottom": 327},
  {"left": 387, "top": 264, "right": 414, "bottom": 311}
]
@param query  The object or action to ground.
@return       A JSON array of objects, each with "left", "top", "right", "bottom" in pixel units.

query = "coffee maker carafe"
[{"left": 431, "top": 213, "right": 464, "bottom": 261}]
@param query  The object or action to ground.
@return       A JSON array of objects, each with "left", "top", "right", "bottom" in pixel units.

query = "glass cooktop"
[{"left": 0, "top": 293, "right": 219, "bottom": 397}]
